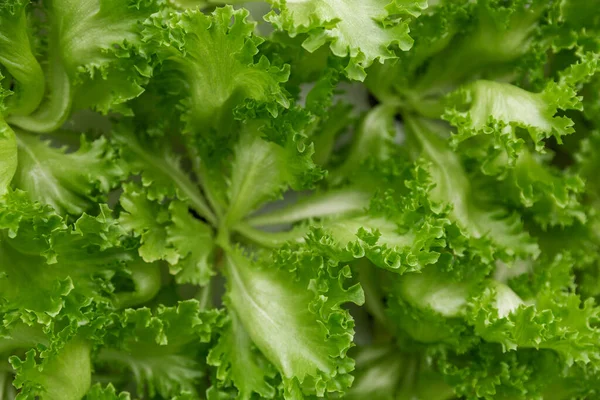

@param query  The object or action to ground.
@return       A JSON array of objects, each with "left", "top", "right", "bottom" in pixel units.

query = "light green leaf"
[
  {"left": 412, "top": 0, "right": 550, "bottom": 96},
  {"left": 13, "top": 132, "right": 124, "bottom": 215},
  {"left": 405, "top": 116, "right": 539, "bottom": 260},
  {"left": 497, "top": 148, "right": 586, "bottom": 228},
  {"left": 396, "top": 268, "right": 471, "bottom": 318},
  {"left": 120, "top": 184, "right": 215, "bottom": 285},
  {"left": 208, "top": 311, "right": 277, "bottom": 400},
  {"left": 266, "top": 0, "right": 426, "bottom": 80},
  {"left": 224, "top": 248, "right": 363, "bottom": 398},
  {"left": 306, "top": 212, "right": 445, "bottom": 273},
  {"left": 10, "top": 338, "right": 91, "bottom": 400},
  {"left": 247, "top": 189, "right": 371, "bottom": 227},
  {"left": 119, "top": 183, "right": 177, "bottom": 265},
  {"left": 226, "top": 121, "right": 322, "bottom": 227},
  {"left": 444, "top": 80, "right": 578, "bottom": 161},
  {"left": 142, "top": 6, "right": 289, "bottom": 134},
  {"left": 167, "top": 201, "right": 215, "bottom": 286}
]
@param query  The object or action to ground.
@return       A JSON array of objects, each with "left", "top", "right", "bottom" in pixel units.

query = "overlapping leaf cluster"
[{"left": 1, "top": 0, "right": 599, "bottom": 399}]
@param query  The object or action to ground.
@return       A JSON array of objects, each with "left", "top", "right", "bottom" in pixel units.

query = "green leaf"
[
  {"left": 112, "top": 124, "right": 216, "bottom": 224},
  {"left": 0, "top": 193, "right": 130, "bottom": 323},
  {"left": 346, "top": 345, "right": 404, "bottom": 400},
  {"left": 223, "top": 247, "right": 363, "bottom": 398},
  {"left": 8, "top": 0, "right": 158, "bottom": 132},
  {"left": 577, "top": 130, "right": 600, "bottom": 203},
  {"left": 330, "top": 104, "right": 397, "bottom": 183},
  {"left": 311, "top": 101, "right": 355, "bottom": 166},
  {"left": 444, "top": 80, "right": 578, "bottom": 161},
  {"left": 85, "top": 383, "right": 131, "bottom": 400},
  {"left": 347, "top": 344, "right": 455, "bottom": 400},
  {"left": 225, "top": 120, "right": 323, "bottom": 227},
  {"left": 10, "top": 338, "right": 92, "bottom": 400},
  {"left": 492, "top": 148, "right": 586, "bottom": 228},
  {"left": 396, "top": 267, "right": 472, "bottom": 318},
  {"left": 531, "top": 221, "right": 600, "bottom": 299},
  {"left": 0, "top": 117, "right": 17, "bottom": 194},
  {"left": 97, "top": 300, "right": 219, "bottom": 399},
  {"left": 412, "top": 0, "right": 551, "bottom": 96},
  {"left": 166, "top": 201, "right": 215, "bottom": 285},
  {"left": 119, "top": 184, "right": 215, "bottom": 285},
  {"left": 246, "top": 189, "right": 371, "bottom": 227},
  {"left": 2, "top": 0, "right": 600, "bottom": 397},
  {"left": 390, "top": 254, "right": 600, "bottom": 369},
  {"left": 469, "top": 279, "right": 600, "bottom": 366},
  {"left": 13, "top": 132, "right": 124, "bottom": 215},
  {"left": 404, "top": 116, "right": 539, "bottom": 260},
  {"left": 208, "top": 311, "right": 277, "bottom": 400},
  {"left": 142, "top": 6, "right": 290, "bottom": 134},
  {"left": 266, "top": 0, "right": 426, "bottom": 81},
  {"left": 0, "top": 189, "right": 66, "bottom": 248},
  {"left": 437, "top": 344, "right": 560, "bottom": 400},
  {"left": 112, "top": 259, "right": 162, "bottom": 310},
  {"left": 119, "top": 183, "right": 177, "bottom": 264},
  {"left": 304, "top": 211, "right": 446, "bottom": 274},
  {"left": 0, "top": 0, "right": 45, "bottom": 116}
]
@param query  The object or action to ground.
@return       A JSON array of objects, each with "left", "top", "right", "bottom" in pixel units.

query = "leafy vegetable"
[{"left": 1, "top": 1, "right": 600, "bottom": 399}]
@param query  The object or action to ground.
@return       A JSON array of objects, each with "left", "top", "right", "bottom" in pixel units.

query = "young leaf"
[{"left": 225, "top": 121, "right": 322, "bottom": 227}]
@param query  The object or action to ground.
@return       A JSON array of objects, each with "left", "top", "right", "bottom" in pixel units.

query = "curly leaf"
[
  {"left": 142, "top": 6, "right": 290, "bottom": 134},
  {"left": 13, "top": 132, "right": 124, "bottom": 215},
  {"left": 8, "top": 0, "right": 158, "bottom": 132},
  {"left": 223, "top": 248, "right": 364, "bottom": 398},
  {"left": 266, "top": 0, "right": 426, "bottom": 80}
]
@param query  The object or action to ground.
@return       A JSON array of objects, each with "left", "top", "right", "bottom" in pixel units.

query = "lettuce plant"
[{"left": 1, "top": 0, "right": 600, "bottom": 399}]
